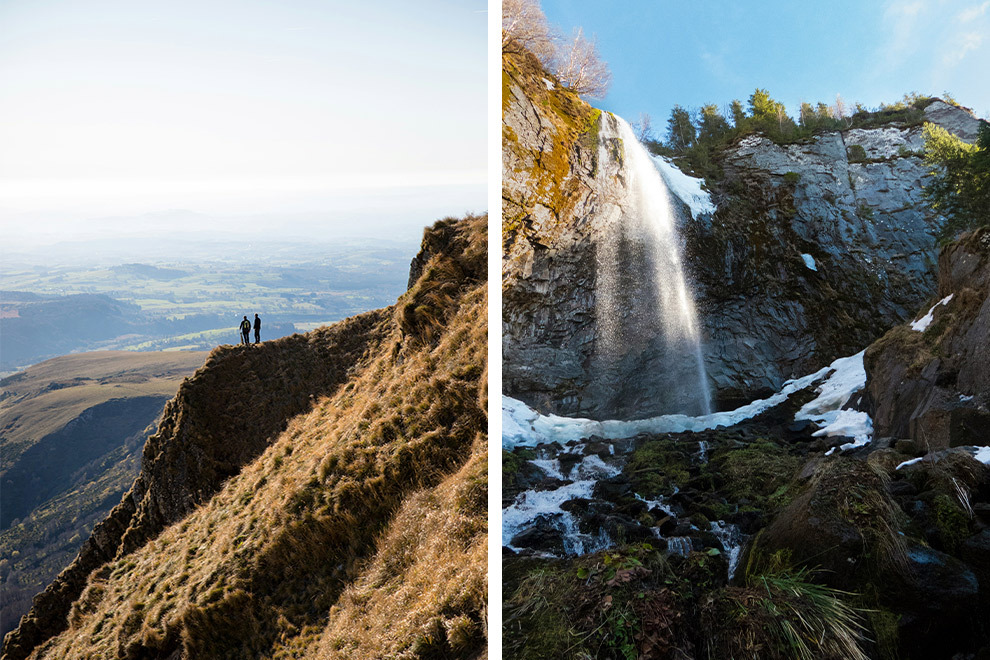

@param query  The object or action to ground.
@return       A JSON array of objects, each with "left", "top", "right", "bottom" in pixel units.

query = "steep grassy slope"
[
  {"left": 3, "top": 214, "right": 488, "bottom": 660},
  {"left": 0, "top": 351, "right": 207, "bottom": 639}
]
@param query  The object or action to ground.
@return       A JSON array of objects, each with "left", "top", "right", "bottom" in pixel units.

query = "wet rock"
[
  {"left": 559, "top": 498, "right": 592, "bottom": 515},
  {"left": 654, "top": 515, "right": 677, "bottom": 535},
  {"left": 961, "top": 529, "right": 990, "bottom": 585},
  {"left": 510, "top": 522, "right": 566, "bottom": 556},
  {"left": 725, "top": 510, "right": 764, "bottom": 535},
  {"left": 669, "top": 490, "right": 698, "bottom": 510},
  {"left": 557, "top": 452, "right": 583, "bottom": 478},
  {"left": 893, "top": 542, "right": 981, "bottom": 656},
  {"left": 599, "top": 514, "right": 654, "bottom": 545},
  {"left": 888, "top": 479, "right": 918, "bottom": 498},
  {"left": 592, "top": 477, "right": 631, "bottom": 501}
]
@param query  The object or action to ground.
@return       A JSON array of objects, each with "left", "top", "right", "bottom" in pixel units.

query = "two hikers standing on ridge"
[{"left": 239, "top": 314, "right": 261, "bottom": 345}]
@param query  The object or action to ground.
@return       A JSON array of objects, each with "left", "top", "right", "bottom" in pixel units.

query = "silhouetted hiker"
[
  {"left": 254, "top": 314, "right": 261, "bottom": 343},
  {"left": 240, "top": 316, "right": 251, "bottom": 345}
]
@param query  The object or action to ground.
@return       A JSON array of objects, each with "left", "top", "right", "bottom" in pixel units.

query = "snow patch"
[
  {"left": 794, "top": 351, "right": 872, "bottom": 451},
  {"left": 503, "top": 364, "right": 832, "bottom": 449},
  {"left": 911, "top": 294, "right": 954, "bottom": 332},
  {"left": 801, "top": 253, "right": 818, "bottom": 271},
  {"left": 541, "top": 78, "right": 555, "bottom": 90},
  {"left": 896, "top": 457, "right": 924, "bottom": 470},
  {"left": 650, "top": 155, "right": 716, "bottom": 218},
  {"left": 813, "top": 410, "right": 873, "bottom": 451}
]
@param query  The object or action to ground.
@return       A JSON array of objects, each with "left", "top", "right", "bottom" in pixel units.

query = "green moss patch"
[{"left": 626, "top": 437, "right": 693, "bottom": 497}]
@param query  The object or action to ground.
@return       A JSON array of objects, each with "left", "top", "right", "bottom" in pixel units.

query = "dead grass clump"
[{"left": 703, "top": 570, "right": 869, "bottom": 660}]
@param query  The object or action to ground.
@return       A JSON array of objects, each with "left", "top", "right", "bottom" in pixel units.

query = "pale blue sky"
[
  {"left": 541, "top": 0, "right": 990, "bottom": 133},
  {"left": 0, "top": 0, "right": 486, "bottom": 235}
]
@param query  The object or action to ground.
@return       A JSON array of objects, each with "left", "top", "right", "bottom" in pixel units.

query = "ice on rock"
[{"left": 502, "top": 363, "right": 830, "bottom": 449}]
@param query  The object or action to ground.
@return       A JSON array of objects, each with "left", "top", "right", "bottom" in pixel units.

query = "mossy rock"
[
  {"left": 743, "top": 456, "right": 907, "bottom": 591},
  {"left": 708, "top": 439, "right": 802, "bottom": 515}
]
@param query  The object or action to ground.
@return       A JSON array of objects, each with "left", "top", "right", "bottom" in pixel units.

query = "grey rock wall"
[{"left": 689, "top": 101, "right": 984, "bottom": 403}]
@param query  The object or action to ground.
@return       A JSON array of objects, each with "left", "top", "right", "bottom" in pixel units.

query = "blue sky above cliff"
[
  {"left": 0, "top": 0, "right": 485, "bottom": 238},
  {"left": 541, "top": 0, "right": 990, "bottom": 130}
]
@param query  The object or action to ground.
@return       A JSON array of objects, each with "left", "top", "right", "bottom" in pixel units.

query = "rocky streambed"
[{"left": 503, "top": 355, "right": 990, "bottom": 659}]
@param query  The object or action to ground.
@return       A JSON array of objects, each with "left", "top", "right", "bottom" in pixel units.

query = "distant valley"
[{"left": 0, "top": 236, "right": 415, "bottom": 373}]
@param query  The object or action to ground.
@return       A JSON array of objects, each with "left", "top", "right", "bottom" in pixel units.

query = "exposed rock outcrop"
[
  {"left": 503, "top": 47, "right": 710, "bottom": 419},
  {"left": 502, "top": 47, "right": 618, "bottom": 417},
  {"left": 690, "top": 102, "right": 984, "bottom": 404},
  {"left": 864, "top": 227, "right": 990, "bottom": 450}
]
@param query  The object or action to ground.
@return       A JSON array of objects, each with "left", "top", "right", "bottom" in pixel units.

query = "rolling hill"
[{"left": 0, "top": 350, "right": 208, "bottom": 640}]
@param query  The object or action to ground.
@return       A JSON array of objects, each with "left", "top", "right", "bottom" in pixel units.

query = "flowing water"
[
  {"left": 709, "top": 521, "right": 746, "bottom": 579},
  {"left": 593, "top": 115, "right": 713, "bottom": 417}
]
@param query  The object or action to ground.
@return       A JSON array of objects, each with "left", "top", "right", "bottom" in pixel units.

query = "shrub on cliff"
[
  {"left": 502, "top": 0, "right": 610, "bottom": 98},
  {"left": 923, "top": 121, "right": 990, "bottom": 242}
]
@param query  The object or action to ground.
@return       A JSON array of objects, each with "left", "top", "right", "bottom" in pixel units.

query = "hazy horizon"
[{"left": 0, "top": 0, "right": 486, "bottom": 235}]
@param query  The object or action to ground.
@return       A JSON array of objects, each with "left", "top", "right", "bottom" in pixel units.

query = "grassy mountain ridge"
[{"left": 3, "top": 214, "right": 488, "bottom": 660}]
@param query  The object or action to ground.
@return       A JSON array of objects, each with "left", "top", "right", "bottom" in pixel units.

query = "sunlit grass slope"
[{"left": 8, "top": 214, "right": 487, "bottom": 660}]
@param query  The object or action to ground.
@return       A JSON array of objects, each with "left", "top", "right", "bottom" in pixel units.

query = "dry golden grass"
[
  {"left": 24, "top": 215, "right": 487, "bottom": 660},
  {"left": 295, "top": 432, "right": 487, "bottom": 660}
]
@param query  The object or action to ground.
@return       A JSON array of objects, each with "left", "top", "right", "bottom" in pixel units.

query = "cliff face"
[
  {"left": 502, "top": 42, "right": 984, "bottom": 415},
  {"left": 3, "top": 215, "right": 488, "bottom": 660},
  {"left": 502, "top": 47, "right": 615, "bottom": 417},
  {"left": 865, "top": 227, "right": 990, "bottom": 449},
  {"left": 689, "top": 102, "right": 983, "bottom": 404},
  {"left": 503, "top": 48, "right": 707, "bottom": 419}
]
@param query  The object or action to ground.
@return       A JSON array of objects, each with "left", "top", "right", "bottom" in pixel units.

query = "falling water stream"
[{"left": 594, "top": 116, "right": 713, "bottom": 417}]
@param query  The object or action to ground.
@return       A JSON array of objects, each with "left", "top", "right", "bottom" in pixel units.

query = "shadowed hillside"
[
  {"left": 0, "top": 351, "right": 207, "bottom": 639},
  {"left": 2, "top": 214, "right": 488, "bottom": 660}
]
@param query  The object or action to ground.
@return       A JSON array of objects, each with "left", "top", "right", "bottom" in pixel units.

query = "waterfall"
[{"left": 593, "top": 114, "right": 713, "bottom": 417}]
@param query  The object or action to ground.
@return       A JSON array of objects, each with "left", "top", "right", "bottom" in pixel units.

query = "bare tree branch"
[{"left": 502, "top": 0, "right": 611, "bottom": 99}]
